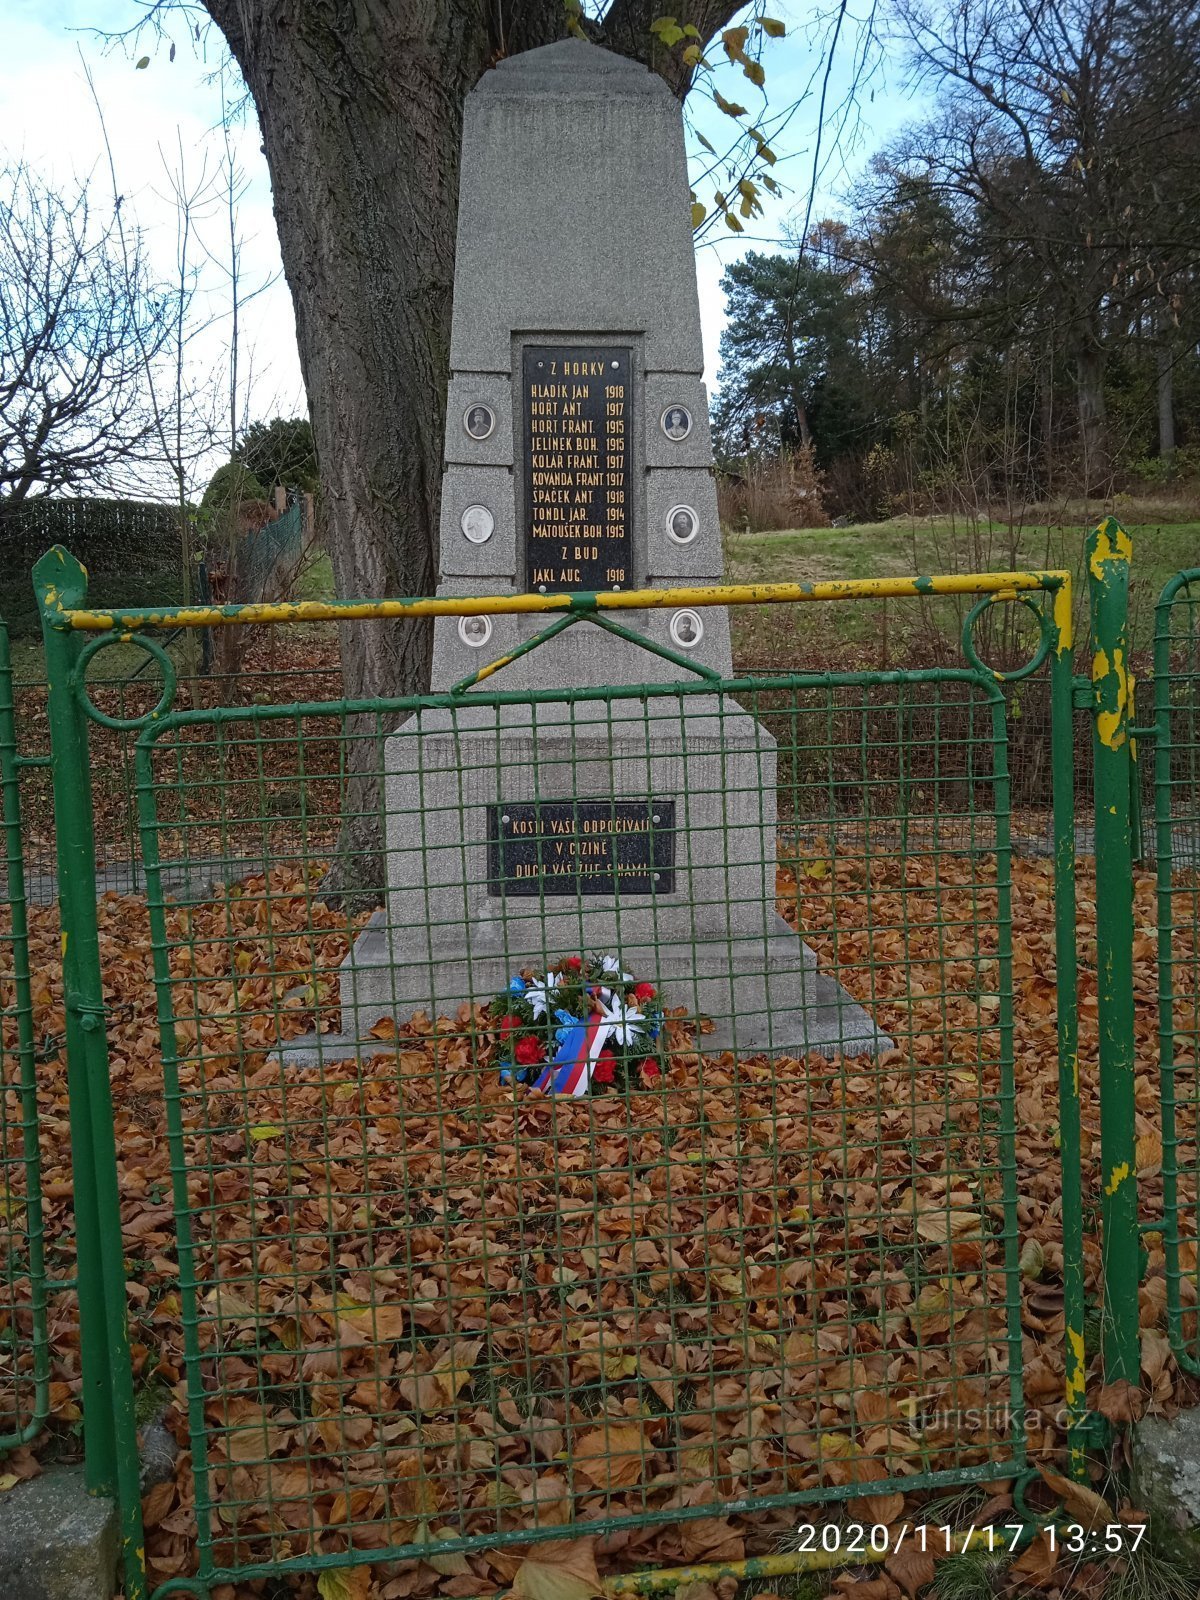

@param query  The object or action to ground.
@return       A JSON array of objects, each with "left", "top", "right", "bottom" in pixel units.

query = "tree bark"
[
  {"left": 1039, "top": 357, "right": 1056, "bottom": 501},
  {"left": 1157, "top": 339, "right": 1176, "bottom": 463},
  {"left": 204, "top": 0, "right": 744, "bottom": 896},
  {"left": 1075, "top": 341, "right": 1109, "bottom": 495},
  {"left": 782, "top": 325, "right": 812, "bottom": 449}
]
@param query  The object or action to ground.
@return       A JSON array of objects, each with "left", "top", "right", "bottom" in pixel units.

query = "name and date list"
[{"left": 522, "top": 344, "right": 629, "bottom": 593}]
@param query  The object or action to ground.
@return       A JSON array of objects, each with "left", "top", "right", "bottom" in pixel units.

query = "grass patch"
[
  {"left": 134, "top": 1374, "right": 175, "bottom": 1429},
  {"left": 932, "top": 1546, "right": 1006, "bottom": 1599},
  {"left": 8, "top": 633, "right": 187, "bottom": 684},
  {"left": 723, "top": 512, "right": 1200, "bottom": 666},
  {"left": 297, "top": 549, "right": 334, "bottom": 600},
  {"left": 1103, "top": 1526, "right": 1200, "bottom": 1600}
]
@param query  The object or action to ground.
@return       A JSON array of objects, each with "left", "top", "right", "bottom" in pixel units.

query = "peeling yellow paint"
[
  {"left": 60, "top": 930, "right": 67, "bottom": 959},
  {"left": 1065, "top": 1326, "right": 1087, "bottom": 1402},
  {"left": 60, "top": 570, "right": 1075, "bottom": 633},
  {"left": 1104, "top": 1162, "right": 1131, "bottom": 1196},
  {"left": 470, "top": 652, "right": 516, "bottom": 685},
  {"left": 605, "top": 1528, "right": 999, "bottom": 1592},
  {"left": 1053, "top": 576, "right": 1074, "bottom": 652},
  {"left": 1088, "top": 518, "right": 1133, "bottom": 580},
  {"left": 1093, "top": 643, "right": 1130, "bottom": 749}
]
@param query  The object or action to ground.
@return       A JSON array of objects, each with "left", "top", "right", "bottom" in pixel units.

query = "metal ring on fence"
[
  {"left": 71, "top": 634, "right": 178, "bottom": 731},
  {"left": 1011, "top": 1465, "right": 1053, "bottom": 1533},
  {"left": 961, "top": 592, "right": 1054, "bottom": 683}
]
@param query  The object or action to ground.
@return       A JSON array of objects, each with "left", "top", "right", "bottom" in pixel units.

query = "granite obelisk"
[{"left": 340, "top": 40, "right": 885, "bottom": 1058}]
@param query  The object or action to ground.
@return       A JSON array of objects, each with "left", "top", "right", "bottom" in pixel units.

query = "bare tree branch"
[{"left": 0, "top": 159, "right": 178, "bottom": 513}]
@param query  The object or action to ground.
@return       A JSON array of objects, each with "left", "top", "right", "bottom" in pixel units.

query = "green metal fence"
[
  {"left": 0, "top": 618, "right": 50, "bottom": 1451},
  {"left": 23, "top": 545, "right": 1099, "bottom": 1600},
  {"left": 15, "top": 528, "right": 1194, "bottom": 1598},
  {"left": 1155, "top": 567, "right": 1200, "bottom": 1375},
  {"left": 137, "top": 673, "right": 1028, "bottom": 1589}
]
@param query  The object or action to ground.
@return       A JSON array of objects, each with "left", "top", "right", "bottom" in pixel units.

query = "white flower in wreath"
[
  {"left": 525, "top": 971, "right": 564, "bottom": 1018},
  {"left": 595, "top": 991, "right": 647, "bottom": 1046},
  {"left": 601, "top": 955, "right": 633, "bottom": 984}
]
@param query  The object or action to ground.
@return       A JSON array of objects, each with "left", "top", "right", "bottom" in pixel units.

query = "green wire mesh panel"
[
  {"left": 132, "top": 663, "right": 1026, "bottom": 1590},
  {"left": 0, "top": 621, "right": 49, "bottom": 1451},
  {"left": 1156, "top": 571, "right": 1200, "bottom": 1372},
  {"left": 9, "top": 643, "right": 343, "bottom": 892}
]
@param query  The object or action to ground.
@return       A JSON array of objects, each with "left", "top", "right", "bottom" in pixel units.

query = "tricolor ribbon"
[
  {"left": 533, "top": 988, "right": 649, "bottom": 1096},
  {"left": 534, "top": 1014, "right": 612, "bottom": 1096}
]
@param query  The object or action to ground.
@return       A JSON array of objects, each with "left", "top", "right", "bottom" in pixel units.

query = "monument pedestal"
[
  {"left": 343, "top": 911, "right": 884, "bottom": 1058},
  {"left": 338, "top": 699, "right": 887, "bottom": 1058}
]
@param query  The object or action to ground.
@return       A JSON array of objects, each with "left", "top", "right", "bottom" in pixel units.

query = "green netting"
[
  {"left": 0, "top": 619, "right": 49, "bottom": 1450},
  {"left": 127, "top": 661, "right": 1031, "bottom": 1591},
  {"left": 1156, "top": 570, "right": 1200, "bottom": 1373},
  {"left": 239, "top": 500, "right": 304, "bottom": 597}
]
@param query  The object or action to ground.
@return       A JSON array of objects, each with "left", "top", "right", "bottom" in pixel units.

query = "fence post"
[
  {"left": 34, "top": 549, "right": 147, "bottom": 1600},
  {"left": 1086, "top": 519, "right": 1142, "bottom": 1394},
  {"left": 1046, "top": 579, "right": 1089, "bottom": 1475}
]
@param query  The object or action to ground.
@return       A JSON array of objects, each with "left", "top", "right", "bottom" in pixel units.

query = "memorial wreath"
[{"left": 490, "top": 955, "right": 666, "bottom": 1095}]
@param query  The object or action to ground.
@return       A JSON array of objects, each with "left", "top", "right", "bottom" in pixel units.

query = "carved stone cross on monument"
[{"left": 341, "top": 39, "right": 886, "bottom": 1058}]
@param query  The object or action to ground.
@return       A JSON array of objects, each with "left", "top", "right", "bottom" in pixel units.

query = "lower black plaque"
[{"left": 488, "top": 799, "right": 675, "bottom": 896}]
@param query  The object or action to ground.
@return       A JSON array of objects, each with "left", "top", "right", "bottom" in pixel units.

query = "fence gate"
[
  {"left": 34, "top": 550, "right": 1087, "bottom": 1600},
  {"left": 1155, "top": 569, "right": 1200, "bottom": 1373},
  {"left": 0, "top": 617, "right": 49, "bottom": 1452}
]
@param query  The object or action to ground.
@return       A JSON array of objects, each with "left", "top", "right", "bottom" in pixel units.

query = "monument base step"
[{"left": 314, "top": 908, "right": 890, "bottom": 1062}]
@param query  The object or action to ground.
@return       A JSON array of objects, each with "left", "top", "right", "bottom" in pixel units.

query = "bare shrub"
[{"left": 717, "top": 449, "right": 829, "bottom": 531}]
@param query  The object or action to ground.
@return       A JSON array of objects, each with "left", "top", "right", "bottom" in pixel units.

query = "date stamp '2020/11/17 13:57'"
[{"left": 787, "top": 1522, "right": 1147, "bottom": 1559}]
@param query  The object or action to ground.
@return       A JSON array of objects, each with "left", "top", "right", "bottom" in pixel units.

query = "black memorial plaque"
[
  {"left": 523, "top": 345, "right": 630, "bottom": 593},
  {"left": 488, "top": 799, "right": 675, "bottom": 896}
]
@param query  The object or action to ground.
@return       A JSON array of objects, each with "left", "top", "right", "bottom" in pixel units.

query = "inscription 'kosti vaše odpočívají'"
[{"left": 489, "top": 800, "right": 675, "bottom": 896}]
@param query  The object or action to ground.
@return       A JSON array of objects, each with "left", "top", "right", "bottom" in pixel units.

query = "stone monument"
[{"left": 340, "top": 39, "right": 884, "bottom": 1057}]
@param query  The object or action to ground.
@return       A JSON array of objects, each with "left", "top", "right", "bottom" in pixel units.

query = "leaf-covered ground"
[{"left": 1, "top": 845, "right": 1197, "bottom": 1600}]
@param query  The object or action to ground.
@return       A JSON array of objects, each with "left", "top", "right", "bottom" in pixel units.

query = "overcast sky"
[{"left": 4, "top": 0, "right": 920, "bottom": 497}]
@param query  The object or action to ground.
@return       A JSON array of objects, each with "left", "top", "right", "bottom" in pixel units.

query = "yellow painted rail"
[{"left": 50, "top": 569, "right": 1072, "bottom": 650}]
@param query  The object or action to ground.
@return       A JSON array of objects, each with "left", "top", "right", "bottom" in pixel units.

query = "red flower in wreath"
[
  {"left": 592, "top": 1055, "right": 616, "bottom": 1085},
  {"left": 634, "top": 982, "right": 656, "bottom": 1002},
  {"left": 497, "top": 1014, "right": 522, "bottom": 1039},
  {"left": 514, "top": 1036, "right": 545, "bottom": 1066},
  {"left": 641, "top": 1061, "right": 661, "bottom": 1082},
  {"left": 564, "top": 956, "right": 583, "bottom": 972}
]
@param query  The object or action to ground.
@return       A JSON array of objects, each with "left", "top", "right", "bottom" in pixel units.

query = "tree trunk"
[
  {"left": 783, "top": 324, "right": 812, "bottom": 449},
  {"left": 1075, "top": 341, "right": 1109, "bottom": 495},
  {"left": 1039, "top": 366, "right": 1056, "bottom": 501},
  {"left": 206, "top": 1, "right": 562, "bottom": 896},
  {"left": 1157, "top": 340, "right": 1176, "bottom": 463},
  {"left": 203, "top": 0, "right": 744, "bottom": 897}
]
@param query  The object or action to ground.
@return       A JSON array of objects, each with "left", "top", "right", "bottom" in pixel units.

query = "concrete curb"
[{"left": 0, "top": 1468, "right": 118, "bottom": 1600}]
